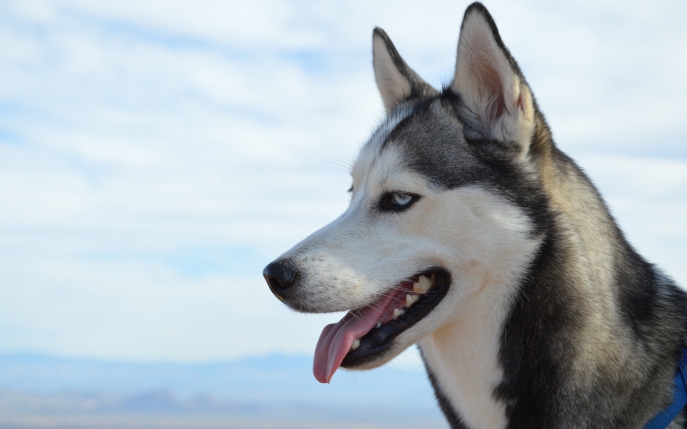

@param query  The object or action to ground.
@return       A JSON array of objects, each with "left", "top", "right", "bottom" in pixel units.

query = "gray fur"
[{"left": 264, "top": 3, "right": 687, "bottom": 428}]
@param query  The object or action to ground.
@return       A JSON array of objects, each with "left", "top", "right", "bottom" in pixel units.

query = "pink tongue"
[{"left": 313, "top": 292, "right": 396, "bottom": 383}]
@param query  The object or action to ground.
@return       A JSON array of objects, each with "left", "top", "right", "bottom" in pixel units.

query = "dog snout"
[{"left": 263, "top": 259, "right": 300, "bottom": 301}]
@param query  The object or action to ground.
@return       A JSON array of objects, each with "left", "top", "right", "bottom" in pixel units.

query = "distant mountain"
[
  {"left": 0, "top": 352, "right": 448, "bottom": 429},
  {"left": 0, "top": 352, "right": 438, "bottom": 407},
  {"left": 0, "top": 388, "right": 448, "bottom": 429}
]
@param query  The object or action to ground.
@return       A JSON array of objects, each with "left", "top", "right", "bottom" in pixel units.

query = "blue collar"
[{"left": 644, "top": 348, "right": 687, "bottom": 429}]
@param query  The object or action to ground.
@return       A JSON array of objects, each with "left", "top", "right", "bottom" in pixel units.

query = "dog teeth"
[
  {"left": 376, "top": 322, "right": 381, "bottom": 328},
  {"left": 405, "top": 294, "right": 420, "bottom": 308},
  {"left": 413, "top": 274, "right": 434, "bottom": 294},
  {"left": 392, "top": 308, "right": 405, "bottom": 319},
  {"left": 351, "top": 339, "right": 360, "bottom": 350}
]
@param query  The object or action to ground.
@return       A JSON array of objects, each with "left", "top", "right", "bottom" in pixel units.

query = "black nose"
[{"left": 263, "top": 260, "right": 299, "bottom": 300}]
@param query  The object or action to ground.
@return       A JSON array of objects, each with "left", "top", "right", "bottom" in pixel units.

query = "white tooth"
[
  {"left": 351, "top": 339, "right": 360, "bottom": 350},
  {"left": 393, "top": 308, "right": 405, "bottom": 319},
  {"left": 376, "top": 322, "right": 381, "bottom": 329},
  {"left": 416, "top": 274, "right": 433, "bottom": 293},
  {"left": 413, "top": 281, "right": 429, "bottom": 294},
  {"left": 405, "top": 294, "right": 420, "bottom": 308}
]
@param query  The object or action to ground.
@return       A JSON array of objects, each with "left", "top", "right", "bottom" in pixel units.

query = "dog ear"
[
  {"left": 451, "top": 3, "right": 535, "bottom": 157},
  {"left": 373, "top": 28, "right": 438, "bottom": 113}
]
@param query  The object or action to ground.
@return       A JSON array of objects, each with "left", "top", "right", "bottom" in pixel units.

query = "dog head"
[{"left": 263, "top": 3, "right": 548, "bottom": 383}]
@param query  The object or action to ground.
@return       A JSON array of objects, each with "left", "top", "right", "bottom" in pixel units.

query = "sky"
[{"left": 0, "top": 0, "right": 686, "bottom": 364}]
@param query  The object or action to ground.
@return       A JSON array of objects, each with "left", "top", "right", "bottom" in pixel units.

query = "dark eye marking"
[{"left": 378, "top": 191, "right": 420, "bottom": 212}]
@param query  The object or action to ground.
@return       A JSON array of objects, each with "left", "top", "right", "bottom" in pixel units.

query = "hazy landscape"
[{"left": 0, "top": 353, "right": 449, "bottom": 429}]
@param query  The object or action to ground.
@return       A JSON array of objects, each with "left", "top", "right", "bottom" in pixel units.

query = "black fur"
[
  {"left": 265, "top": 2, "right": 687, "bottom": 427},
  {"left": 374, "top": 3, "right": 687, "bottom": 428}
]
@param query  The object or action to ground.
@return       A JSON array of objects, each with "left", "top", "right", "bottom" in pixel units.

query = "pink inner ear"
[
  {"left": 476, "top": 63, "right": 506, "bottom": 124},
  {"left": 469, "top": 41, "right": 507, "bottom": 125}
]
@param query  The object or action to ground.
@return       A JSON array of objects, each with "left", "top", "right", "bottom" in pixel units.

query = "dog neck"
[
  {"left": 418, "top": 147, "right": 687, "bottom": 429},
  {"left": 419, "top": 277, "right": 517, "bottom": 429}
]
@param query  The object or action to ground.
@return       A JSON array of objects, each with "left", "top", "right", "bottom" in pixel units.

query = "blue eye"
[
  {"left": 379, "top": 191, "right": 419, "bottom": 212},
  {"left": 391, "top": 192, "right": 413, "bottom": 206}
]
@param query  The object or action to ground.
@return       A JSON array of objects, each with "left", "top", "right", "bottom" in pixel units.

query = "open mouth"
[{"left": 313, "top": 268, "right": 450, "bottom": 383}]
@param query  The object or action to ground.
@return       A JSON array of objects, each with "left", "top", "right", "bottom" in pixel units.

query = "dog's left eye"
[{"left": 380, "top": 192, "right": 419, "bottom": 212}]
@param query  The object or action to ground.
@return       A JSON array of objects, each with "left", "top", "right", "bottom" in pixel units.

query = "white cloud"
[{"left": 0, "top": 0, "right": 685, "bottom": 361}]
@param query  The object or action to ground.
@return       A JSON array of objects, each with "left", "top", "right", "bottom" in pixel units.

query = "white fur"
[
  {"left": 278, "top": 14, "right": 547, "bottom": 428},
  {"left": 416, "top": 188, "right": 540, "bottom": 429},
  {"left": 281, "top": 137, "right": 541, "bottom": 428},
  {"left": 273, "top": 7, "right": 684, "bottom": 429}
]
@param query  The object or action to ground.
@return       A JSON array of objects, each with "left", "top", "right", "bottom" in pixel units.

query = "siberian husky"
[{"left": 263, "top": 3, "right": 687, "bottom": 428}]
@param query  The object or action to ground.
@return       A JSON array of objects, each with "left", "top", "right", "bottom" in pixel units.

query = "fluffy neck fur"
[{"left": 420, "top": 118, "right": 687, "bottom": 429}]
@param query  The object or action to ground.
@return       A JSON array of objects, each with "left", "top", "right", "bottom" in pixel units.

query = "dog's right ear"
[{"left": 373, "top": 28, "right": 437, "bottom": 113}]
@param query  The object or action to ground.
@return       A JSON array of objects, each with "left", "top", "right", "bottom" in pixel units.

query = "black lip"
[{"left": 340, "top": 268, "right": 451, "bottom": 369}]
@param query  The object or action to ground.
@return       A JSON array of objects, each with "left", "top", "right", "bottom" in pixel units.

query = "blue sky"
[{"left": 0, "top": 0, "right": 686, "bottom": 364}]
